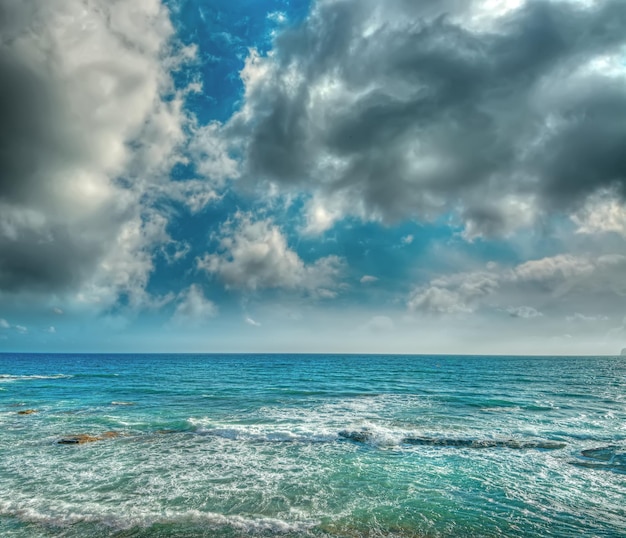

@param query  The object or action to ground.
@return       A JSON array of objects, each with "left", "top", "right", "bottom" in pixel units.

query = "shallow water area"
[{"left": 1, "top": 353, "right": 625, "bottom": 537}]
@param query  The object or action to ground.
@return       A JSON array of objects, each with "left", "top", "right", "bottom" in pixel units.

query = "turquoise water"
[{"left": 1, "top": 353, "right": 625, "bottom": 537}]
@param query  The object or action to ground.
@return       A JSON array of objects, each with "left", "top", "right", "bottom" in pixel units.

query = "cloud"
[
  {"left": 362, "top": 315, "right": 394, "bottom": 333},
  {"left": 408, "top": 284, "right": 482, "bottom": 315},
  {"left": 46, "top": 326, "right": 56, "bottom": 334},
  {"left": 171, "top": 284, "right": 217, "bottom": 326},
  {"left": 198, "top": 212, "right": 344, "bottom": 296},
  {"left": 0, "top": 318, "right": 28, "bottom": 333},
  {"left": 301, "top": 195, "right": 355, "bottom": 235},
  {"left": 360, "top": 275, "right": 378, "bottom": 284},
  {"left": 401, "top": 235, "right": 414, "bottom": 246},
  {"left": 221, "top": 0, "right": 626, "bottom": 236},
  {"left": 75, "top": 212, "right": 176, "bottom": 310},
  {"left": 409, "top": 254, "right": 626, "bottom": 317},
  {"left": 52, "top": 308, "right": 64, "bottom": 316},
  {"left": 0, "top": 0, "right": 191, "bottom": 305},
  {"left": 188, "top": 122, "right": 240, "bottom": 186},
  {"left": 268, "top": 11, "right": 287, "bottom": 25},
  {"left": 245, "top": 316, "right": 262, "bottom": 327},
  {"left": 571, "top": 189, "right": 626, "bottom": 237},
  {"left": 567, "top": 313, "right": 609, "bottom": 323},
  {"left": 506, "top": 306, "right": 543, "bottom": 319}
]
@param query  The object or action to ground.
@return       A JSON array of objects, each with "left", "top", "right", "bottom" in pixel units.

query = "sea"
[{"left": 0, "top": 353, "right": 625, "bottom": 537}]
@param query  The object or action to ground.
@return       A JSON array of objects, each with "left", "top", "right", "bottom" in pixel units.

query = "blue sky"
[{"left": 1, "top": 0, "right": 626, "bottom": 354}]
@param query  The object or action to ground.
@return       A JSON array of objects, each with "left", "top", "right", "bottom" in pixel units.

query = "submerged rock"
[
  {"left": 17, "top": 409, "right": 37, "bottom": 415},
  {"left": 58, "top": 431, "right": 121, "bottom": 444},
  {"left": 403, "top": 437, "right": 566, "bottom": 450},
  {"left": 581, "top": 445, "right": 620, "bottom": 461},
  {"left": 99, "top": 431, "right": 121, "bottom": 439},
  {"left": 339, "top": 430, "right": 565, "bottom": 450},
  {"left": 571, "top": 445, "right": 626, "bottom": 473},
  {"left": 338, "top": 430, "right": 374, "bottom": 443}
]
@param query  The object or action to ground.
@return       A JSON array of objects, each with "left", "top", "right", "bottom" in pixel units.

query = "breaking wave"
[
  {"left": 0, "top": 374, "right": 73, "bottom": 382},
  {"left": 188, "top": 420, "right": 565, "bottom": 450}
]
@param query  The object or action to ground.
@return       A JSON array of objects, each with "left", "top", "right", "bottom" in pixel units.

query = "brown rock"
[
  {"left": 17, "top": 409, "right": 37, "bottom": 415},
  {"left": 58, "top": 434, "right": 100, "bottom": 444},
  {"left": 58, "top": 431, "right": 121, "bottom": 444}
]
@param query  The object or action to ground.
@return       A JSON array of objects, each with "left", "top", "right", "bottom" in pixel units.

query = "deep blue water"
[{"left": 1, "top": 353, "right": 625, "bottom": 537}]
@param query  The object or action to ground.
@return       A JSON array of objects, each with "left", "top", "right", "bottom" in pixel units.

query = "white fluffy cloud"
[
  {"left": 0, "top": 0, "right": 191, "bottom": 306},
  {"left": 171, "top": 284, "right": 217, "bottom": 325},
  {"left": 198, "top": 212, "right": 344, "bottom": 296},
  {"left": 75, "top": 212, "right": 175, "bottom": 309},
  {"left": 572, "top": 190, "right": 626, "bottom": 238}
]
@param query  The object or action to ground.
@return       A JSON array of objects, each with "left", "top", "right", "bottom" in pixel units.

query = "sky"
[{"left": 1, "top": 0, "right": 626, "bottom": 355}]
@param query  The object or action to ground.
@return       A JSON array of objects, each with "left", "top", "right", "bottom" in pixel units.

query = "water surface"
[{"left": 1, "top": 353, "right": 625, "bottom": 536}]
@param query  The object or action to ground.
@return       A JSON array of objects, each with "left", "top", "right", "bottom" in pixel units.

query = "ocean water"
[{"left": 0, "top": 353, "right": 625, "bottom": 537}]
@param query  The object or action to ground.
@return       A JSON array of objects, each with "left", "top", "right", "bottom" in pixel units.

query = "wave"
[
  {"left": 0, "top": 500, "right": 316, "bottom": 534},
  {"left": 0, "top": 374, "right": 73, "bottom": 382},
  {"left": 187, "top": 421, "right": 565, "bottom": 450},
  {"left": 194, "top": 425, "right": 336, "bottom": 443}
]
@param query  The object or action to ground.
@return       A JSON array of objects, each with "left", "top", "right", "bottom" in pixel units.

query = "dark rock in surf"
[
  {"left": 338, "top": 430, "right": 374, "bottom": 443},
  {"left": 581, "top": 445, "right": 621, "bottom": 461},
  {"left": 58, "top": 431, "right": 121, "bottom": 444},
  {"left": 402, "top": 436, "right": 565, "bottom": 450},
  {"left": 338, "top": 430, "right": 565, "bottom": 450},
  {"left": 17, "top": 409, "right": 37, "bottom": 415},
  {"left": 571, "top": 445, "right": 626, "bottom": 473}
]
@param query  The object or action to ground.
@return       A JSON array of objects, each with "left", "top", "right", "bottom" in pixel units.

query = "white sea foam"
[
  {"left": 0, "top": 498, "right": 317, "bottom": 534},
  {"left": 0, "top": 374, "right": 73, "bottom": 382},
  {"left": 189, "top": 417, "right": 428, "bottom": 448},
  {"left": 175, "top": 510, "right": 317, "bottom": 534},
  {"left": 190, "top": 420, "right": 337, "bottom": 443}
]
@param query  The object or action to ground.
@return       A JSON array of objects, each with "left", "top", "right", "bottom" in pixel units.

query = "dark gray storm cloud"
[
  {"left": 226, "top": 0, "right": 626, "bottom": 233},
  {"left": 0, "top": 34, "right": 109, "bottom": 291},
  {"left": 0, "top": 0, "right": 183, "bottom": 298}
]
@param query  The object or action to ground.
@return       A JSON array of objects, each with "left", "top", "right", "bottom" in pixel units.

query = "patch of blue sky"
[
  {"left": 146, "top": 191, "right": 251, "bottom": 301},
  {"left": 299, "top": 219, "right": 445, "bottom": 283},
  {"left": 167, "top": 0, "right": 311, "bottom": 124}
]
